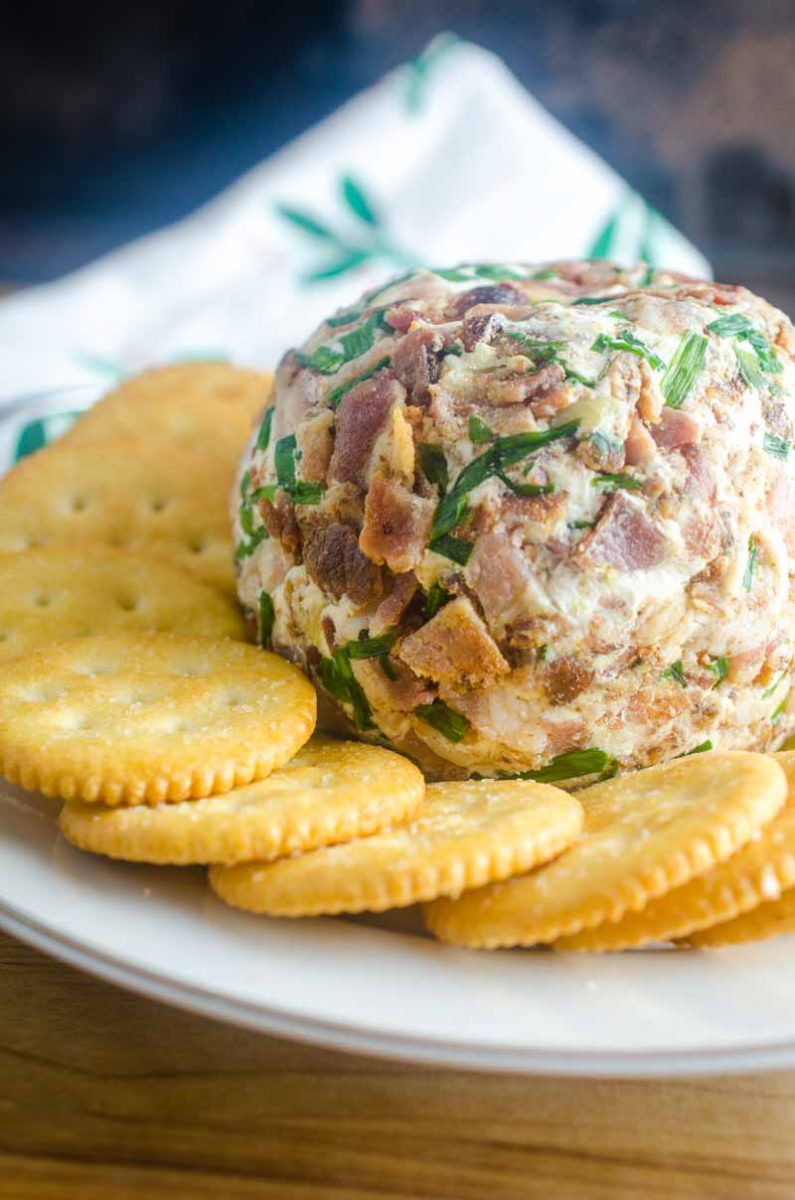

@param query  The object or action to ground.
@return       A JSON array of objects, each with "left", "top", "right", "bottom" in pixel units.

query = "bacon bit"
[
  {"left": 397, "top": 595, "right": 510, "bottom": 689},
  {"left": 384, "top": 307, "right": 416, "bottom": 334},
  {"left": 465, "top": 531, "right": 532, "bottom": 628},
  {"left": 625, "top": 413, "right": 657, "bottom": 465},
  {"left": 461, "top": 308, "right": 506, "bottom": 351},
  {"left": 296, "top": 409, "right": 334, "bottom": 482},
  {"left": 371, "top": 571, "right": 418, "bottom": 635},
  {"left": 359, "top": 473, "right": 435, "bottom": 573},
  {"left": 260, "top": 494, "right": 301, "bottom": 553},
  {"left": 329, "top": 373, "right": 406, "bottom": 487},
  {"left": 576, "top": 492, "right": 667, "bottom": 573},
  {"left": 321, "top": 614, "right": 337, "bottom": 652},
  {"left": 680, "top": 446, "right": 716, "bottom": 503},
  {"left": 447, "top": 283, "right": 526, "bottom": 318},
  {"left": 353, "top": 658, "right": 435, "bottom": 713},
  {"left": 672, "top": 281, "right": 747, "bottom": 307},
  {"left": 651, "top": 408, "right": 702, "bottom": 452},
  {"left": 555, "top": 260, "right": 622, "bottom": 288},
  {"left": 540, "top": 657, "right": 594, "bottom": 705},
  {"left": 303, "top": 520, "right": 386, "bottom": 606},
  {"left": 392, "top": 327, "right": 445, "bottom": 403}
]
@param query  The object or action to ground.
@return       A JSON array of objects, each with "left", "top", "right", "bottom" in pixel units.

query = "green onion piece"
[
  {"left": 736, "top": 347, "right": 765, "bottom": 388},
  {"left": 517, "top": 748, "right": 613, "bottom": 784},
  {"left": 234, "top": 528, "right": 267, "bottom": 561},
  {"left": 415, "top": 700, "right": 470, "bottom": 743},
  {"left": 289, "top": 481, "right": 325, "bottom": 505},
  {"left": 571, "top": 296, "right": 621, "bottom": 306},
  {"left": 299, "top": 345, "right": 347, "bottom": 374},
  {"left": 424, "top": 582, "right": 449, "bottom": 619},
  {"left": 432, "top": 267, "right": 473, "bottom": 282},
  {"left": 259, "top": 592, "right": 275, "bottom": 648},
  {"left": 680, "top": 739, "right": 713, "bottom": 757},
  {"left": 256, "top": 406, "right": 275, "bottom": 452},
  {"left": 473, "top": 264, "right": 528, "bottom": 282},
  {"left": 532, "top": 269, "right": 557, "bottom": 281},
  {"left": 320, "top": 649, "right": 374, "bottom": 730},
  {"left": 429, "top": 534, "right": 473, "bottom": 565},
  {"left": 300, "top": 313, "right": 391, "bottom": 377},
  {"left": 572, "top": 519, "right": 594, "bottom": 530},
  {"left": 236, "top": 470, "right": 269, "bottom": 558},
  {"left": 708, "top": 656, "right": 729, "bottom": 685},
  {"left": 348, "top": 630, "right": 397, "bottom": 659},
  {"left": 339, "top": 321, "right": 377, "bottom": 361},
  {"left": 274, "top": 435, "right": 297, "bottom": 488},
  {"left": 430, "top": 421, "right": 579, "bottom": 541},
  {"left": 591, "top": 330, "right": 666, "bottom": 371},
  {"left": 561, "top": 364, "right": 596, "bottom": 387},
  {"left": 505, "top": 330, "right": 565, "bottom": 361},
  {"left": 708, "top": 314, "right": 782, "bottom": 376},
  {"left": 763, "top": 431, "right": 791, "bottom": 460},
  {"left": 468, "top": 414, "right": 495, "bottom": 444},
  {"left": 772, "top": 693, "right": 789, "bottom": 725},
  {"left": 497, "top": 472, "right": 556, "bottom": 498},
  {"left": 743, "top": 537, "right": 758, "bottom": 591},
  {"left": 662, "top": 660, "right": 687, "bottom": 687},
  {"left": 661, "top": 333, "right": 708, "bottom": 409},
  {"left": 327, "top": 357, "right": 392, "bottom": 409},
  {"left": 326, "top": 307, "right": 363, "bottom": 328},
  {"left": 418, "top": 443, "right": 449, "bottom": 495},
  {"left": 591, "top": 472, "right": 643, "bottom": 492}
]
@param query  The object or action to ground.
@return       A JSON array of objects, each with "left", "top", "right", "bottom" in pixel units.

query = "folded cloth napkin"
[{"left": 0, "top": 35, "right": 708, "bottom": 405}]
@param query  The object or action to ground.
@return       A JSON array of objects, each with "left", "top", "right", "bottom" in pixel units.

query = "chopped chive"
[
  {"left": 661, "top": 333, "right": 708, "bottom": 409},
  {"left": 320, "top": 648, "right": 374, "bottom": 730},
  {"left": 573, "top": 518, "right": 594, "bottom": 530},
  {"left": 326, "top": 307, "right": 362, "bottom": 328},
  {"left": 418, "top": 443, "right": 449, "bottom": 495},
  {"left": 415, "top": 699, "right": 470, "bottom": 743},
  {"left": 348, "top": 630, "right": 398, "bottom": 659},
  {"left": 571, "top": 296, "right": 621, "bottom": 306},
  {"left": 473, "top": 263, "right": 528, "bottom": 282},
  {"left": 532, "top": 269, "right": 557, "bottom": 281},
  {"left": 236, "top": 470, "right": 269, "bottom": 559},
  {"left": 708, "top": 655, "right": 729, "bottom": 685},
  {"left": 432, "top": 267, "right": 473, "bottom": 282},
  {"left": 505, "top": 330, "right": 565, "bottom": 361},
  {"left": 424, "top": 582, "right": 449, "bottom": 619},
  {"left": 256, "top": 406, "right": 275, "bottom": 452},
  {"left": 680, "top": 739, "right": 713, "bottom": 757},
  {"left": 300, "top": 313, "right": 391, "bottom": 377},
  {"left": 762, "top": 670, "right": 788, "bottom": 701},
  {"left": 708, "top": 313, "right": 782, "bottom": 376},
  {"left": 274, "top": 435, "right": 297, "bottom": 488},
  {"left": 468, "top": 414, "right": 495, "bottom": 444},
  {"left": 763, "top": 431, "right": 791, "bottom": 460},
  {"left": 772, "top": 693, "right": 789, "bottom": 724},
  {"left": 289, "top": 481, "right": 325, "bottom": 505},
  {"left": 339, "top": 321, "right": 376, "bottom": 360},
  {"left": 591, "top": 330, "right": 666, "bottom": 371},
  {"left": 591, "top": 472, "right": 643, "bottom": 492},
  {"left": 299, "top": 345, "right": 347, "bottom": 374},
  {"left": 744, "top": 537, "right": 758, "bottom": 591},
  {"left": 561, "top": 364, "right": 596, "bottom": 387},
  {"left": 258, "top": 592, "right": 275, "bottom": 648},
  {"left": 430, "top": 420, "right": 579, "bottom": 541},
  {"left": 379, "top": 656, "right": 398, "bottom": 680},
  {"left": 234, "top": 527, "right": 267, "bottom": 561},
  {"left": 515, "top": 748, "right": 613, "bottom": 783},
  {"left": 429, "top": 534, "right": 473, "bottom": 565},
  {"left": 662, "top": 660, "right": 687, "bottom": 687},
  {"left": 497, "top": 472, "right": 556, "bottom": 498}
]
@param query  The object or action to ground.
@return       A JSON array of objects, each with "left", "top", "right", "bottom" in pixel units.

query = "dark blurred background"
[{"left": 3, "top": 0, "right": 795, "bottom": 309}]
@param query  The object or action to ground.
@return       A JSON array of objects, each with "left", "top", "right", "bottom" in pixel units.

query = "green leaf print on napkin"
[
  {"left": 276, "top": 174, "right": 419, "bottom": 285},
  {"left": 14, "top": 412, "right": 81, "bottom": 462},
  {"left": 587, "top": 193, "right": 674, "bottom": 268},
  {"left": 403, "top": 33, "right": 462, "bottom": 114}
]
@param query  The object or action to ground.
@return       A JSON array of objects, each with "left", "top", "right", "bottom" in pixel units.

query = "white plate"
[{"left": 2, "top": 389, "right": 795, "bottom": 1078}]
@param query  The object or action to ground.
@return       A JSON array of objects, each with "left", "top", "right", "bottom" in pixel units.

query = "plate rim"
[{"left": 3, "top": 897, "right": 795, "bottom": 1078}]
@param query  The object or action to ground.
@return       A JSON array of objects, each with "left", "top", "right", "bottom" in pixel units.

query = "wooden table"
[{"left": 2, "top": 931, "right": 794, "bottom": 1198}]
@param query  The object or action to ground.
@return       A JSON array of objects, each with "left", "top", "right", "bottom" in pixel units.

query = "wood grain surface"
[{"left": 1, "top": 931, "right": 794, "bottom": 1198}]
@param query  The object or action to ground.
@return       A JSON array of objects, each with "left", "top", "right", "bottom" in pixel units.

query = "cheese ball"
[{"left": 233, "top": 261, "right": 795, "bottom": 784}]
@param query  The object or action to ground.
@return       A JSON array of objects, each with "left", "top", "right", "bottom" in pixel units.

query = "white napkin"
[{"left": 0, "top": 35, "right": 709, "bottom": 405}]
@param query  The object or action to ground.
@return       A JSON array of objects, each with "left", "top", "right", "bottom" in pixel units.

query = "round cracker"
[
  {"left": 0, "top": 437, "right": 236, "bottom": 592},
  {"left": 556, "top": 752, "right": 795, "bottom": 951},
  {"left": 64, "top": 363, "right": 272, "bottom": 463},
  {"left": 209, "top": 779, "right": 583, "bottom": 916},
  {"left": 685, "top": 888, "right": 795, "bottom": 948},
  {"left": 0, "top": 633, "right": 316, "bottom": 805},
  {"left": 0, "top": 547, "right": 245, "bottom": 662},
  {"left": 423, "top": 752, "right": 787, "bottom": 950},
  {"left": 59, "top": 736, "right": 424, "bottom": 865}
]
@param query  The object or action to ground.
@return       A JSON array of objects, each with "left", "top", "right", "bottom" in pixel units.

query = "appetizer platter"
[{"left": 2, "top": 260, "right": 795, "bottom": 1076}]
